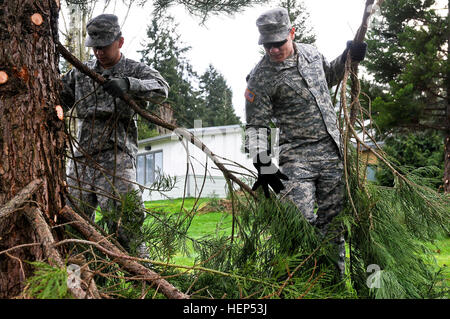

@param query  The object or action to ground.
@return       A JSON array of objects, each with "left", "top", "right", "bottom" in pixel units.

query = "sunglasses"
[{"left": 263, "top": 39, "right": 288, "bottom": 50}]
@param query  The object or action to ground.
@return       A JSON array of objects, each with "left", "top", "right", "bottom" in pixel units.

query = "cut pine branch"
[
  {"left": 23, "top": 206, "right": 99, "bottom": 299},
  {"left": 59, "top": 205, "right": 189, "bottom": 299},
  {"left": 0, "top": 198, "right": 100, "bottom": 298},
  {"left": 349, "top": 0, "right": 385, "bottom": 125}
]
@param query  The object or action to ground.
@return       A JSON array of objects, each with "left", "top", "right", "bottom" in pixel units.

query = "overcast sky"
[{"left": 86, "top": 0, "right": 374, "bottom": 123}]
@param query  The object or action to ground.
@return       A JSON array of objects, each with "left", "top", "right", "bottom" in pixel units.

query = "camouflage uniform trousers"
[
  {"left": 280, "top": 158, "right": 346, "bottom": 277},
  {"left": 66, "top": 149, "right": 145, "bottom": 253}
]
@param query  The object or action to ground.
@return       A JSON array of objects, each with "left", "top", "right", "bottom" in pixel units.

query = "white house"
[{"left": 136, "top": 124, "right": 255, "bottom": 201}]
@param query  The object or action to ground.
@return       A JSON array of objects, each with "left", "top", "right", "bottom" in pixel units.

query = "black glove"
[
  {"left": 345, "top": 40, "right": 367, "bottom": 62},
  {"left": 102, "top": 77, "right": 130, "bottom": 98},
  {"left": 252, "top": 152, "right": 289, "bottom": 198}
]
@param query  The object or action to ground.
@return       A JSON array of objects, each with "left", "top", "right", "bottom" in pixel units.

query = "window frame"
[{"left": 136, "top": 150, "right": 163, "bottom": 186}]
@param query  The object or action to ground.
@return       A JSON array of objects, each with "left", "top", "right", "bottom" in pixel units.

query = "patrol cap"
[
  {"left": 85, "top": 14, "right": 121, "bottom": 47},
  {"left": 256, "top": 8, "right": 292, "bottom": 45}
]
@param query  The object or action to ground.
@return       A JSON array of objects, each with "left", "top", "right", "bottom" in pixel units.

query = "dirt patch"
[{"left": 197, "top": 198, "right": 233, "bottom": 214}]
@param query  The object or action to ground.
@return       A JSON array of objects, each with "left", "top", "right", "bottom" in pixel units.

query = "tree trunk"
[
  {"left": 0, "top": 0, "right": 66, "bottom": 297},
  {"left": 66, "top": 2, "right": 89, "bottom": 62},
  {"left": 157, "top": 103, "right": 177, "bottom": 135}
]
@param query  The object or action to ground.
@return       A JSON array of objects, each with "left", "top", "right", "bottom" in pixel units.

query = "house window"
[
  {"left": 366, "top": 165, "right": 377, "bottom": 182},
  {"left": 136, "top": 150, "right": 163, "bottom": 185}
]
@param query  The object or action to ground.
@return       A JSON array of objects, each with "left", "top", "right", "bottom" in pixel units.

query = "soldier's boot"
[
  {"left": 136, "top": 242, "right": 154, "bottom": 269},
  {"left": 336, "top": 234, "right": 346, "bottom": 279},
  {"left": 316, "top": 223, "right": 346, "bottom": 283}
]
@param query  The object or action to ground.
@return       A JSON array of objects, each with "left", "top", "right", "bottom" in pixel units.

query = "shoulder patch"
[{"left": 244, "top": 88, "right": 255, "bottom": 103}]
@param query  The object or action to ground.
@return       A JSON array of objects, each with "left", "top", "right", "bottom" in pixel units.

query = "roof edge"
[{"left": 138, "top": 124, "right": 243, "bottom": 146}]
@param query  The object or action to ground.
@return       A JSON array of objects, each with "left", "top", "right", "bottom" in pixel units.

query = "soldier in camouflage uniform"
[
  {"left": 245, "top": 8, "right": 367, "bottom": 277},
  {"left": 60, "top": 14, "right": 169, "bottom": 257}
]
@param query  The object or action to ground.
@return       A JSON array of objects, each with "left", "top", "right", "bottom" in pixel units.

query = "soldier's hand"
[
  {"left": 252, "top": 152, "right": 289, "bottom": 198},
  {"left": 346, "top": 40, "right": 367, "bottom": 62},
  {"left": 103, "top": 77, "right": 130, "bottom": 98}
]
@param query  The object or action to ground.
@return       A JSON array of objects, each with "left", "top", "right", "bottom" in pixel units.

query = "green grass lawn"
[
  {"left": 144, "top": 197, "right": 449, "bottom": 282},
  {"left": 434, "top": 238, "right": 450, "bottom": 268},
  {"left": 425, "top": 235, "right": 450, "bottom": 283},
  {"left": 144, "top": 197, "right": 211, "bottom": 214},
  {"left": 145, "top": 197, "right": 233, "bottom": 266},
  {"left": 145, "top": 197, "right": 233, "bottom": 239}
]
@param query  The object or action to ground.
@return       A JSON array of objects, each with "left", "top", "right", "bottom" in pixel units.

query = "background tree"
[
  {"left": 140, "top": 13, "right": 203, "bottom": 133},
  {"left": 375, "top": 131, "right": 444, "bottom": 189},
  {"left": 199, "top": 64, "right": 241, "bottom": 127},
  {"left": 62, "top": 0, "right": 92, "bottom": 63},
  {"left": 153, "top": 0, "right": 271, "bottom": 22},
  {"left": 140, "top": 14, "right": 241, "bottom": 132},
  {"left": 361, "top": 0, "right": 449, "bottom": 191},
  {"left": 279, "top": 0, "right": 316, "bottom": 44}
]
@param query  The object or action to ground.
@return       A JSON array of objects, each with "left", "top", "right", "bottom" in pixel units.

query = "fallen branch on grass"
[{"left": 59, "top": 205, "right": 189, "bottom": 299}]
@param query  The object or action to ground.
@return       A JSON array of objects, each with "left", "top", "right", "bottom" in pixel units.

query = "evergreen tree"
[
  {"left": 152, "top": 0, "right": 271, "bottom": 21},
  {"left": 375, "top": 130, "right": 444, "bottom": 189},
  {"left": 279, "top": 0, "right": 316, "bottom": 44},
  {"left": 362, "top": 0, "right": 449, "bottom": 191},
  {"left": 140, "top": 13, "right": 202, "bottom": 130},
  {"left": 140, "top": 14, "right": 241, "bottom": 130},
  {"left": 199, "top": 64, "right": 241, "bottom": 127}
]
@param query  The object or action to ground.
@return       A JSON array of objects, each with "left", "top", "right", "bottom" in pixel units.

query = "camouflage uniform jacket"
[
  {"left": 61, "top": 54, "right": 169, "bottom": 159},
  {"left": 245, "top": 42, "right": 345, "bottom": 163}
]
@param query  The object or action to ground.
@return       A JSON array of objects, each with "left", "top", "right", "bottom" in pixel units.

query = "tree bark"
[
  {"left": 65, "top": 2, "right": 90, "bottom": 62},
  {"left": 0, "top": 0, "right": 67, "bottom": 297},
  {"left": 157, "top": 103, "right": 177, "bottom": 135}
]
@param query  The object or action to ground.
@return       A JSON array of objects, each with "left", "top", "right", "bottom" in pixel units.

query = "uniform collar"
[{"left": 93, "top": 53, "right": 126, "bottom": 73}]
